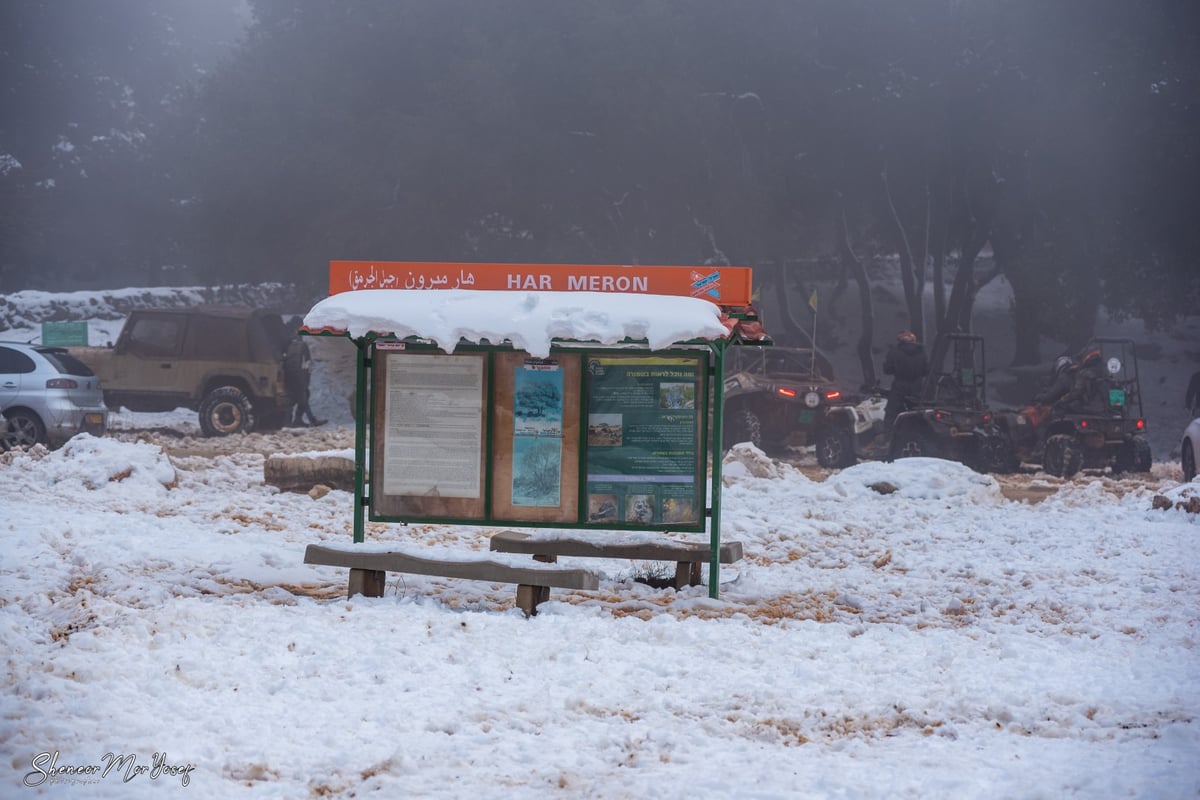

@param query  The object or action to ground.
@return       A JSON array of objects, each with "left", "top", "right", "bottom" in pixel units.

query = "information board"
[
  {"left": 489, "top": 351, "right": 582, "bottom": 523},
  {"left": 370, "top": 349, "right": 489, "bottom": 521},
  {"left": 41, "top": 321, "right": 88, "bottom": 346},
  {"left": 368, "top": 345, "right": 706, "bottom": 531},
  {"left": 582, "top": 355, "right": 706, "bottom": 529}
]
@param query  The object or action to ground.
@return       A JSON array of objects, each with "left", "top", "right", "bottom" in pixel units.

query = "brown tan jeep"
[{"left": 70, "top": 306, "right": 293, "bottom": 436}]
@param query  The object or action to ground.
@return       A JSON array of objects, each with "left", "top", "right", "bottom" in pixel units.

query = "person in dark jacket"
[
  {"left": 883, "top": 330, "right": 929, "bottom": 431},
  {"left": 1187, "top": 370, "right": 1200, "bottom": 416},
  {"left": 1020, "top": 355, "right": 1078, "bottom": 431},
  {"left": 283, "top": 316, "right": 326, "bottom": 427},
  {"left": 1057, "top": 347, "right": 1105, "bottom": 414},
  {"left": 1035, "top": 356, "right": 1077, "bottom": 406}
]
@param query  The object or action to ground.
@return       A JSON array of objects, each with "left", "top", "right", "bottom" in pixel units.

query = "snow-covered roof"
[{"left": 302, "top": 289, "right": 732, "bottom": 356}]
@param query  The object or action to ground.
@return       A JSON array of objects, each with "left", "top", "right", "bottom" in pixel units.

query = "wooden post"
[
  {"left": 515, "top": 584, "right": 550, "bottom": 617},
  {"left": 672, "top": 561, "right": 704, "bottom": 589},
  {"left": 347, "top": 568, "right": 386, "bottom": 598}
]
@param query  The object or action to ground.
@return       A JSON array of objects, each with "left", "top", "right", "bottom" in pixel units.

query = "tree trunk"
[
  {"left": 837, "top": 203, "right": 876, "bottom": 389},
  {"left": 882, "top": 168, "right": 925, "bottom": 340},
  {"left": 775, "top": 261, "right": 813, "bottom": 348},
  {"left": 998, "top": 254, "right": 1042, "bottom": 366}
]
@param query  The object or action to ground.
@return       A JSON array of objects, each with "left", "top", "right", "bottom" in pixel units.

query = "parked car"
[
  {"left": 1182, "top": 418, "right": 1200, "bottom": 482},
  {"left": 0, "top": 342, "right": 108, "bottom": 449}
]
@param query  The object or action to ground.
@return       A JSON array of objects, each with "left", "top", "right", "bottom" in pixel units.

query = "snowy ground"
[
  {"left": 2, "top": 283, "right": 1198, "bottom": 797},
  {"left": 1, "top": 424, "right": 1197, "bottom": 798}
]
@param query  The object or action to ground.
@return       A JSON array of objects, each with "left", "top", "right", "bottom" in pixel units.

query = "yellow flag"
[{"left": 808, "top": 289, "right": 818, "bottom": 313}]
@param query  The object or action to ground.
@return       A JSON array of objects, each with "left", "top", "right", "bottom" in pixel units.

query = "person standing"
[
  {"left": 283, "top": 317, "right": 326, "bottom": 427},
  {"left": 1187, "top": 370, "right": 1200, "bottom": 417},
  {"left": 883, "top": 330, "right": 928, "bottom": 432}
]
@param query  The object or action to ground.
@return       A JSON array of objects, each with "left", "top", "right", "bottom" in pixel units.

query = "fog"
[{"left": 1, "top": 0, "right": 1197, "bottom": 360}]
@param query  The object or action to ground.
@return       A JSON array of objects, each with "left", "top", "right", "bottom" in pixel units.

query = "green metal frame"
[
  {"left": 362, "top": 340, "right": 709, "bottom": 530},
  {"left": 708, "top": 337, "right": 727, "bottom": 598}
]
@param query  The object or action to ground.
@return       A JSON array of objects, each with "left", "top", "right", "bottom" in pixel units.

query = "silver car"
[
  {"left": 0, "top": 342, "right": 108, "bottom": 449},
  {"left": 1183, "top": 417, "right": 1200, "bottom": 483}
]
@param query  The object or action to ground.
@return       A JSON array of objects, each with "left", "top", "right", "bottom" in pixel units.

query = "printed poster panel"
[
  {"left": 371, "top": 349, "right": 488, "bottom": 521},
  {"left": 584, "top": 354, "right": 705, "bottom": 530},
  {"left": 382, "top": 353, "right": 483, "bottom": 497},
  {"left": 489, "top": 352, "right": 581, "bottom": 523},
  {"left": 511, "top": 360, "right": 564, "bottom": 507}
]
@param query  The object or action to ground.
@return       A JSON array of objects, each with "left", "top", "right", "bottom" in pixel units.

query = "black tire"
[
  {"left": 1132, "top": 436, "right": 1152, "bottom": 473},
  {"left": 891, "top": 428, "right": 936, "bottom": 460},
  {"left": 724, "top": 407, "right": 763, "bottom": 451},
  {"left": 2, "top": 409, "right": 47, "bottom": 449},
  {"left": 977, "top": 434, "right": 1018, "bottom": 474},
  {"left": 814, "top": 426, "right": 855, "bottom": 468},
  {"left": 1112, "top": 436, "right": 1151, "bottom": 475},
  {"left": 1184, "top": 440, "right": 1197, "bottom": 482},
  {"left": 1044, "top": 434, "right": 1082, "bottom": 478},
  {"left": 198, "top": 386, "right": 256, "bottom": 437}
]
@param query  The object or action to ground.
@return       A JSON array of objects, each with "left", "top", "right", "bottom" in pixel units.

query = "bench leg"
[
  {"left": 674, "top": 561, "right": 703, "bottom": 590},
  {"left": 515, "top": 584, "right": 550, "bottom": 617},
  {"left": 348, "top": 568, "right": 386, "bottom": 598}
]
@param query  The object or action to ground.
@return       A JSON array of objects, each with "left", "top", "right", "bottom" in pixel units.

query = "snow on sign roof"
[{"left": 302, "top": 289, "right": 732, "bottom": 357}]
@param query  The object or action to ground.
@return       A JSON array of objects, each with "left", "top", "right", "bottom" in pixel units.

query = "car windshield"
[{"left": 37, "top": 348, "right": 95, "bottom": 377}]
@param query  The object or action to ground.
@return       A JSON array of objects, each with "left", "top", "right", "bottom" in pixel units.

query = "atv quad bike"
[
  {"left": 994, "top": 338, "right": 1151, "bottom": 478},
  {"left": 886, "top": 333, "right": 1016, "bottom": 473},
  {"left": 722, "top": 346, "right": 855, "bottom": 456},
  {"left": 809, "top": 392, "right": 888, "bottom": 468}
]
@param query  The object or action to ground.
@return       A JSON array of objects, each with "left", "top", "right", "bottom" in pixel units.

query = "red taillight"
[
  {"left": 934, "top": 410, "right": 945, "bottom": 420},
  {"left": 1136, "top": 419, "right": 1145, "bottom": 429},
  {"left": 981, "top": 412, "right": 992, "bottom": 422},
  {"left": 46, "top": 378, "right": 78, "bottom": 389},
  {"left": 1080, "top": 419, "right": 1089, "bottom": 428},
  {"left": 825, "top": 390, "right": 841, "bottom": 400},
  {"left": 777, "top": 387, "right": 797, "bottom": 398}
]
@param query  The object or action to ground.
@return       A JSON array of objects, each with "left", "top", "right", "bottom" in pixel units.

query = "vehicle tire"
[
  {"left": 977, "top": 434, "right": 1018, "bottom": 474},
  {"left": 1131, "top": 436, "right": 1152, "bottom": 473},
  {"left": 199, "top": 386, "right": 256, "bottom": 437},
  {"left": 1112, "top": 436, "right": 1152, "bottom": 475},
  {"left": 891, "top": 429, "right": 936, "bottom": 460},
  {"left": 1184, "top": 440, "right": 1197, "bottom": 482},
  {"left": 1, "top": 409, "right": 46, "bottom": 449},
  {"left": 814, "top": 426, "right": 855, "bottom": 469},
  {"left": 1044, "top": 434, "right": 1082, "bottom": 478},
  {"left": 724, "top": 407, "right": 763, "bottom": 451}
]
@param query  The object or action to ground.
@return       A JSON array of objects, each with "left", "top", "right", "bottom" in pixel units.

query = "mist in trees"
[{"left": 2, "top": 0, "right": 1196, "bottom": 364}]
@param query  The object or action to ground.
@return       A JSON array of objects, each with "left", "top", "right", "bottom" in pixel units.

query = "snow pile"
[
  {"left": 8, "top": 433, "right": 178, "bottom": 491},
  {"left": 0, "top": 283, "right": 301, "bottom": 332},
  {"left": 303, "top": 288, "right": 730, "bottom": 357},
  {"left": 821, "top": 457, "right": 1002, "bottom": 503}
]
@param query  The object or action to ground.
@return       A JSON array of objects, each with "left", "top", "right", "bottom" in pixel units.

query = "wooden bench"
[
  {"left": 488, "top": 530, "right": 744, "bottom": 590},
  {"left": 303, "top": 544, "right": 601, "bottom": 616}
]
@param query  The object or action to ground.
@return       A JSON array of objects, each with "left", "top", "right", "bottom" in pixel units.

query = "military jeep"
[{"left": 70, "top": 306, "right": 293, "bottom": 436}]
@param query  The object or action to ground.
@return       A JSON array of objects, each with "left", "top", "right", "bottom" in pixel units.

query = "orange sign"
[{"left": 329, "top": 261, "right": 753, "bottom": 306}]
